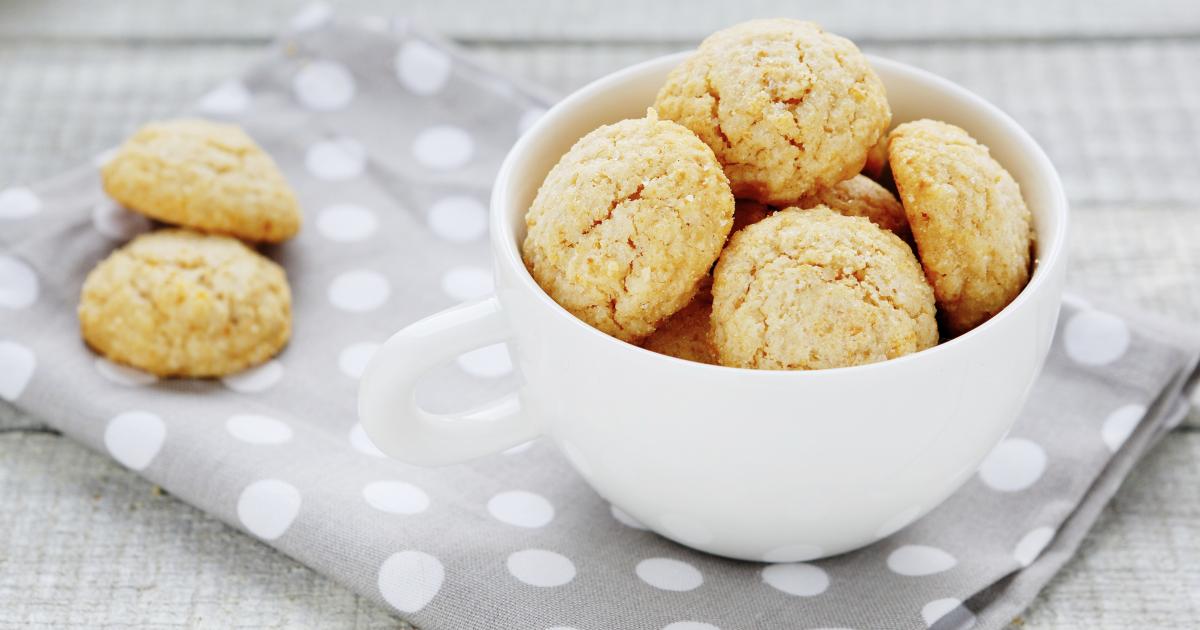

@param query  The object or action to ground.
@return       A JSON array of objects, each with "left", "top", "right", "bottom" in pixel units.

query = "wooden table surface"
[{"left": 2, "top": 1, "right": 1198, "bottom": 627}]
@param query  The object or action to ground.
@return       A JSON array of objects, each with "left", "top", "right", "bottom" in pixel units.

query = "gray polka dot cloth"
[{"left": 2, "top": 9, "right": 1199, "bottom": 630}]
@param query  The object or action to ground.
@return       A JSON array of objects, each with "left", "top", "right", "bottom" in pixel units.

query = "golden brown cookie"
[
  {"left": 522, "top": 110, "right": 734, "bottom": 343},
  {"left": 640, "top": 277, "right": 717, "bottom": 365},
  {"left": 711, "top": 208, "right": 938, "bottom": 370},
  {"left": 102, "top": 119, "right": 301, "bottom": 243},
  {"left": 796, "top": 174, "right": 910, "bottom": 240},
  {"left": 732, "top": 199, "right": 772, "bottom": 235},
  {"left": 655, "top": 19, "right": 890, "bottom": 205},
  {"left": 862, "top": 131, "right": 890, "bottom": 180},
  {"left": 79, "top": 229, "right": 292, "bottom": 377},
  {"left": 888, "top": 119, "right": 1033, "bottom": 335}
]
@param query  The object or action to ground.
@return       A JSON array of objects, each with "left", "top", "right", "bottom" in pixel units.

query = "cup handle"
[{"left": 358, "top": 296, "right": 539, "bottom": 466}]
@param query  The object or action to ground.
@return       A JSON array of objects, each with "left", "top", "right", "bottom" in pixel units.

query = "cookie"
[
  {"left": 102, "top": 119, "right": 301, "bottom": 243},
  {"left": 522, "top": 110, "right": 734, "bottom": 342},
  {"left": 796, "top": 174, "right": 910, "bottom": 240},
  {"left": 79, "top": 229, "right": 292, "bottom": 377},
  {"left": 862, "top": 131, "right": 890, "bottom": 180},
  {"left": 888, "top": 119, "right": 1033, "bottom": 335},
  {"left": 711, "top": 208, "right": 938, "bottom": 370},
  {"left": 655, "top": 19, "right": 890, "bottom": 205},
  {"left": 640, "top": 277, "right": 717, "bottom": 365}
]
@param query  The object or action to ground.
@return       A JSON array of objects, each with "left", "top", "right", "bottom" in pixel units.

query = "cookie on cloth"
[
  {"left": 796, "top": 174, "right": 910, "bottom": 240},
  {"left": 641, "top": 277, "right": 717, "bottom": 365},
  {"left": 79, "top": 229, "right": 292, "bottom": 377},
  {"left": 711, "top": 208, "right": 938, "bottom": 370},
  {"left": 888, "top": 119, "right": 1033, "bottom": 335},
  {"left": 654, "top": 19, "right": 890, "bottom": 205},
  {"left": 102, "top": 118, "right": 301, "bottom": 243},
  {"left": 522, "top": 110, "right": 734, "bottom": 343}
]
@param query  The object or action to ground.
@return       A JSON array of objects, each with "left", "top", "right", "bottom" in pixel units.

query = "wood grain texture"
[{"left": 1, "top": 1, "right": 1198, "bottom": 627}]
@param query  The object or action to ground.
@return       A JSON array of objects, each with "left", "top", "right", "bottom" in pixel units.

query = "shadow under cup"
[{"left": 494, "top": 53, "right": 1069, "bottom": 561}]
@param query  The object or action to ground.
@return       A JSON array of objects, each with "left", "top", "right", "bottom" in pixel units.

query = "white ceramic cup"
[{"left": 359, "top": 52, "right": 1069, "bottom": 561}]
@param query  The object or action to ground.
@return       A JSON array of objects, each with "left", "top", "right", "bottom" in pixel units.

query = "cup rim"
[{"left": 490, "top": 51, "right": 1069, "bottom": 378}]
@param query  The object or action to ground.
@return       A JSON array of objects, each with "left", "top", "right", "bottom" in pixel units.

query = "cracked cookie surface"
[
  {"left": 522, "top": 111, "right": 734, "bottom": 342},
  {"left": 640, "top": 277, "right": 717, "bottom": 364},
  {"left": 889, "top": 119, "right": 1033, "bottom": 335},
  {"left": 711, "top": 208, "right": 937, "bottom": 370},
  {"left": 796, "top": 174, "right": 910, "bottom": 240},
  {"left": 654, "top": 19, "right": 890, "bottom": 205},
  {"left": 102, "top": 118, "right": 301, "bottom": 242},
  {"left": 79, "top": 229, "right": 292, "bottom": 377}
]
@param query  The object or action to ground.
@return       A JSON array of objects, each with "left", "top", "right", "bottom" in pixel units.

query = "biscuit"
[
  {"left": 888, "top": 119, "right": 1033, "bottom": 335},
  {"left": 711, "top": 208, "right": 938, "bottom": 370},
  {"left": 79, "top": 229, "right": 292, "bottom": 377},
  {"left": 522, "top": 110, "right": 734, "bottom": 342},
  {"left": 640, "top": 277, "right": 717, "bottom": 364},
  {"left": 102, "top": 119, "right": 301, "bottom": 243},
  {"left": 862, "top": 131, "right": 890, "bottom": 180},
  {"left": 796, "top": 174, "right": 910, "bottom": 240},
  {"left": 732, "top": 199, "right": 772, "bottom": 235},
  {"left": 655, "top": 19, "right": 890, "bottom": 205}
]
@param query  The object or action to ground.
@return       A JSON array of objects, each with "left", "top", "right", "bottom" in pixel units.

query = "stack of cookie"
[
  {"left": 78, "top": 119, "right": 301, "bottom": 378},
  {"left": 523, "top": 19, "right": 1033, "bottom": 371}
]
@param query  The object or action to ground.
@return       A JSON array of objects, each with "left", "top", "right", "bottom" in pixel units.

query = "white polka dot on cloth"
[
  {"left": 237, "top": 479, "right": 302, "bottom": 540},
  {"left": 396, "top": 39, "right": 452, "bottom": 95},
  {"left": 427, "top": 195, "right": 487, "bottom": 243},
  {"left": 762, "top": 544, "right": 824, "bottom": 563},
  {"left": 197, "top": 80, "right": 251, "bottom": 114},
  {"left": 507, "top": 549, "right": 576, "bottom": 587},
  {"left": 488, "top": 490, "right": 554, "bottom": 528},
  {"left": 456, "top": 343, "right": 512, "bottom": 378},
  {"left": 338, "top": 342, "right": 380, "bottom": 379},
  {"left": 220, "top": 360, "right": 284, "bottom": 393},
  {"left": 412, "top": 125, "right": 474, "bottom": 169},
  {"left": 293, "top": 60, "right": 356, "bottom": 111},
  {"left": 1102, "top": 403, "right": 1146, "bottom": 452},
  {"left": 305, "top": 136, "right": 366, "bottom": 180},
  {"left": 0, "top": 186, "right": 41, "bottom": 220},
  {"left": 226, "top": 414, "right": 293, "bottom": 445},
  {"left": 349, "top": 422, "right": 386, "bottom": 457},
  {"left": 378, "top": 550, "right": 444, "bottom": 613},
  {"left": 662, "top": 623, "right": 719, "bottom": 630},
  {"left": 610, "top": 504, "right": 648, "bottom": 530},
  {"left": 441, "top": 266, "right": 493, "bottom": 301},
  {"left": 363, "top": 481, "right": 429, "bottom": 515},
  {"left": 1014, "top": 526, "right": 1055, "bottom": 568},
  {"left": 0, "top": 340, "right": 36, "bottom": 401},
  {"left": 0, "top": 255, "right": 38, "bottom": 309},
  {"left": 887, "top": 545, "right": 958, "bottom": 576},
  {"left": 328, "top": 269, "right": 390, "bottom": 312},
  {"left": 636, "top": 558, "right": 703, "bottom": 592},
  {"left": 1063, "top": 309, "right": 1130, "bottom": 366},
  {"left": 921, "top": 598, "right": 977, "bottom": 629},
  {"left": 978, "top": 437, "right": 1047, "bottom": 492},
  {"left": 761, "top": 563, "right": 829, "bottom": 596},
  {"left": 518, "top": 107, "right": 547, "bottom": 135},
  {"left": 290, "top": 1, "right": 333, "bottom": 31},
  {"left": 317, "top": 204, "right": 378, "bottom": 242},
  {"left": 92, "top": 199, "right": 151, "bottom": 240},
  {"left": 104, "top": 411, "right": 166, "bottom": 471},
  {"left": 94, "top": 358, "right": 157, "bottom": 387}
]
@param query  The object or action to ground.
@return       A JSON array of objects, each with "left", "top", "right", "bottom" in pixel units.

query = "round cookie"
[
  {"left": 711, "top": 208, "right": 938, "bottom": 370},
  {"left": 862, "top": 131, "right": 890, "bottom": 181},
  {"left": 888, "top": 119, "right": 1033, "bottom": 335},
  {"left": 79, "top": 229, "right": 292, "bottom": 377},
  {"left": 796, "top": 174, "right": 910, "bottom": 240},
  {"left": 655, "top": 19, "right": 890, "bottom": 205},
  {"left": 102, "top": 118, "right": 301, "bottom": 242},
  {"left": 522, "top": 110, "right": 734, "bottom": 342},
  {"left": 640, "top": 277, "right": 717, "bottom": 365},
  {"left": 732, "top": 199, "right": 772, "bottom": 235}
]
